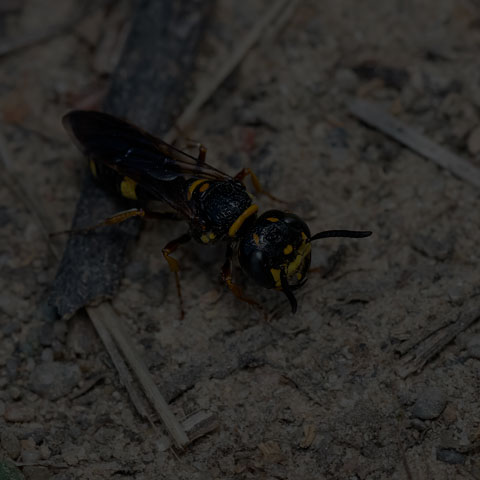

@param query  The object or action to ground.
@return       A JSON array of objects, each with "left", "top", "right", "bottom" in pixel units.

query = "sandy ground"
[{"left": 1, "top": 0, "right": 480, "bottom": 479}]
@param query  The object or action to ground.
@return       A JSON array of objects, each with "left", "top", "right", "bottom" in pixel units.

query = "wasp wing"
[{"left": 62, "top": 110, "right": 232, "bottom": 184}]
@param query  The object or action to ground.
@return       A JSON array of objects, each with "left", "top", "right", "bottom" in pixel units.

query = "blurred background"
[{"left": 1, "top": 0, "right": 480, "bottom": 478}]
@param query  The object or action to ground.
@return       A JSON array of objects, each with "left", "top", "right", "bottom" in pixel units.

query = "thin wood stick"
[
  {"left": 91, "top": 302, "right": 189, "bottom": 448},
  {"left": 349, "top": 99, "right": 480, "bottom": 189},
  {"left": 262, "top": 0, "right": 300, "bottom": 42},
  {"left": 163, "top": 0, "right": 297, "bottom": 144},
  {"left": 396, "top": 305, "right": 480, "bottom": 378},
  {"left": 85, "top": 309, "right": 152, "bottom": 422}
]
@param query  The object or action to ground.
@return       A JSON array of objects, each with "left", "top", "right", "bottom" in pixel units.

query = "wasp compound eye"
[{"left": 238, "top": 210, "right": 312, "bottom": 313}]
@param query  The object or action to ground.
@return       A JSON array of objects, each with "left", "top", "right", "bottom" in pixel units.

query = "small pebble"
[
  {"left": 0, "top": 292, "right": 17, "bottom": 317},
  {"left": 412, "top": 386, "right": 447, "bottom": 420},
  {"left": 53, "top": 322, "right": 67, "bottom": 341},
  {"left": 35, "top": 301, "right": 58, "bottom": 324},
  {"left": 23, "top": 465, "right": 50, "bottom": 480},
  {"left": 30, "top": 361, "right": 81, "bottom": 400},
  {"left": 442, "top": 403, "right": 457, "bottom": 425},
  {"left": 333, "top": 68, "right": 359, "bottom": 92},
  {"left": 5, "top": 358, "right": 18, "bottom": 380},
  {"left": 38, "top": 324, "right": 54, "bottom": 347},
  {"left": 1, "top": 430, "right": 21, "bottom": 459},
  {"left": 39, "top": 443, "right": 51, "bottom": 460},
  {"left": 2, "top": 321, "right": 20, "bottom": 337},
  {"left": 9, "top": 387, "right": 22, "bottom": 401},
  {"left": 21, "top": 448, "right": 41, "bottom": 464},
  {"left": 4, "top": 404, "right": 35, "bottom": 422},
  {"left": 436, "top": 448, "right": 465, "bottom": 465},
  {"left": 466, "top": 334, "right": 480, "bottom": 359},
  {"left": 467, "top": 125, "right": 480, "bottom": 155},
  {"left": 40, "top": 348, "right": 54, "bottom": 363}
]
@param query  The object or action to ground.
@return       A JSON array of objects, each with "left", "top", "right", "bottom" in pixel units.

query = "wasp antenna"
[
  {"left": 310, "top": 230, "right": 372, "bottom": 241},
  {"left": 280, "top": 271, "right": 298, "bottom": 314}
]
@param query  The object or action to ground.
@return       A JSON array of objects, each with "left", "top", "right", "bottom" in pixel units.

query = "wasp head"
[{"left": 237, "top": 209, "right": 371, "bottom": 313}]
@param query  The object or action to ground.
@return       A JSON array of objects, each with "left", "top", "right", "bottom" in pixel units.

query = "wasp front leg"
[
  {"left": 221, "top": 245, "right": 264, "bottom": 314},
  {"left": 162, "top": 232, "right": 192, "bottom": 319},
  {"left": 234, "top": 168, "right": 285, "bottom": 203}
]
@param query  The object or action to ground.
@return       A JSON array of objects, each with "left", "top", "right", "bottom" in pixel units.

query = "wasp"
[{"left": 62, "top": 111, "right": 372, "bottom": 316}]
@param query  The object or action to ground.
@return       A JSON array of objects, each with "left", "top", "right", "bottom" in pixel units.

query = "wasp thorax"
[{"left": 238, "top": 210, "right": 312, "bottom": 290}]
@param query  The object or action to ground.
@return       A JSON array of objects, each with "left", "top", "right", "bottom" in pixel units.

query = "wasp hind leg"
[
  {"left": 50, "top": 208, "right": 148, "bottom": 237},
  {"left": 51, "top": 209, "right": 182, "bottom": 237},
  {"left": 234, "top": 168, "right": 285, "bottom": 204},
  {"left": 162, "top": 232, "right": 192, "bottom": 320}
]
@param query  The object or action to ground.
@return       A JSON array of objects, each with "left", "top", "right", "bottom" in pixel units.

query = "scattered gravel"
[
  {"left": 29, "top": 362, "right": 81, "bottom": 400},
  {"left": 412, "top": 387, "right": 447, "bottom": 420},
  {"left": 1, "top": 430, "right": 21, "bottom": 459},
  {"left": 436, "top": 448, "right": 466, "bottom": 465},
  {"left": 466, "top": 334, "right": 480, "bottom": 360},
  {"left": 4, "top": 405, "right": 35, "bottom": 423}
]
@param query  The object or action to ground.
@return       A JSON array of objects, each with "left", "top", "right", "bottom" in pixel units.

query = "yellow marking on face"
[
  {"left": 270, "top": 268, "right": 281, "bottom": 288},
  {"left": 253, "top": 233, "right": 260, "bottom": 245},
  {"left": 89, "top": 159, "right": 98, "bottom": 178},
  {"left": 187, "top": 179, "right": 207, "bottom": 200},
  {"left": 199, "top": 182, "right": 210, "bottom": 192},
  {"left": 228, "top": 204, "right": 259, "bottom": 237},
  {"left": 297, "top": 272, "right": 302, "bottom": 280},
  {"left": 283, "top": 244, "right": 293, "bottom": 255},
  {"left": 286, "top": 243, "right": 311, "bottom": 276},
  {"left": 301, "top": 231, "right": 308, "bottom": 240},
  {"left": 208, "top": 232, "right": 216, "bottom": 240},
  {"left": 266, "top": 217, "right": 279, "bottom": 222},
  {"left": 120, "top": 176, "right": 138, "bottom": 200}
]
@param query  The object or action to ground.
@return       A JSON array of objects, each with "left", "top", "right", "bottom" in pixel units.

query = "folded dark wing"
[{"left": 63, "top": 110, "right": 232, "bottom": 185}]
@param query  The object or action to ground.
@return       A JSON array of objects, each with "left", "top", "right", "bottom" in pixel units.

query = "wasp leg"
[
  {"left": 50, "top": 208, "right": 148, "bottom": 237},
  {"left": 197, "top": 144, "right": 207, "bottom": 164},
  {"left": 234, "top": 168, "right": 285, "bottom": 203},
  {"left": 182, "top": 139, "right": 207, "bottom": 164},
  {"left": 51, "top": 209, "right": 182, "bottom": 237},
  {"left": 221, "top": 245, "right": 264, "bottom": 315},
  {"left": 162, "top": 232, "right": 191, "bottom": 320}
]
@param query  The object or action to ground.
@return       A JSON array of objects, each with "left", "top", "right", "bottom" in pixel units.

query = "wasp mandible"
[{"left": 62, "top": 111, "right": 372, "bottom": 316}]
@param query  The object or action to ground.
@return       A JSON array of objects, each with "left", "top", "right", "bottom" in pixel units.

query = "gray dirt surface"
[{"left": 1, "top": 0, "right": 480, "bottom": 479}]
